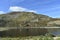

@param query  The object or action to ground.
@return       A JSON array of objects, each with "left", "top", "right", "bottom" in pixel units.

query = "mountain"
[
  {"left": 0, "top": 12, "right": 60, "bottom": 37},
  {"left": 0, "top": 12, "right": 60, "bottom": 27}
]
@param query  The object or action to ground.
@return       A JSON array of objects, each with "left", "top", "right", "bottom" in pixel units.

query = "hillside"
[{"left": 0, "top": 12, "right": 60, "bottom": 27}]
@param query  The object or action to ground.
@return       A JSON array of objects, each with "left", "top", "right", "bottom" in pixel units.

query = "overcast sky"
[{"left": 0, "top": 0, "right": 60, "bottom": 18}]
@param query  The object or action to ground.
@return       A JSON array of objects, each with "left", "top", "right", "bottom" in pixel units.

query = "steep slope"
[
  {"left": 0, "top": 12, "right": 52, "bottom": 27},
  {"left": 47, "top": 18, "right": 60, "bottom": 26}
]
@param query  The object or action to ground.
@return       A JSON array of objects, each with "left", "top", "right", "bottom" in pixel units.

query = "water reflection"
[{"left": 47, "top": 28, "right": 60, "bottom": 36}]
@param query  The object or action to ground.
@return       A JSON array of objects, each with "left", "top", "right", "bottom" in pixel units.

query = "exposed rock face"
[
  {"left": 0, "top": 12, "right": 60, "bottom": 27},
  {"left": 47, "top": 20, "right": 60, "bottom": 26},
  {"left": 0, "top": 12, "right": 52, "bottom": 27}
]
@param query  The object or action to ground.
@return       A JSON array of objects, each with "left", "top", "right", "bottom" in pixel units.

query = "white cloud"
[
  {"left": 9, "top": 6, "right": 37, "bottom": 13},
  {"left": 9, "top": 6, "right": 26, "bottom": 11},
  {"left": 0, "top": 11, "right": 5, "bottom": 14},
  {"left": 27, "top": 10, "right": 37, "bottom": 13}
]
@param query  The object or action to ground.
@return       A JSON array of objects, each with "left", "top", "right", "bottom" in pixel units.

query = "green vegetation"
[
  {"left": 56, "top": 38, "right": 60, "bottom": 40},
  {"left": 0, "top": 12, "right": 60, "bottom": 27},
  {"left": 0, "top": 12, "right": 52, "bottom": 27},
  {"left": 0, "top": 36, "right": 55, "bottom": 40}
]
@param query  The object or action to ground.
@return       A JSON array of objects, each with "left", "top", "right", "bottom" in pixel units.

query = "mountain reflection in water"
[{"left": 47, "top": 28, "right": 60, "bottom": 36}]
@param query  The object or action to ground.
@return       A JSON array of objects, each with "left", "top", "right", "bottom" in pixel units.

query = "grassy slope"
[{"left": 0, "top": 12, "right": 52, "bottom": 27}]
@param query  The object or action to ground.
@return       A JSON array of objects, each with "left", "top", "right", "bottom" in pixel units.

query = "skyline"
[{"left": 0, "top": 0, "right": 60, "bottom": 18}]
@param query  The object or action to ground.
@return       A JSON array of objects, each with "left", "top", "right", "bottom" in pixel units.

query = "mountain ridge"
[{"left": 0, "top": 12, "right": 60, "bottom": 27}]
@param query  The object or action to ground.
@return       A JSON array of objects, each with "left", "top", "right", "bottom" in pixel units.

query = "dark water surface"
[
  {"left": 47, "top": 28, "right": 60, "bottom": 36},
  {"left": 0, "top": 27, "right": 60, "bottom": 37}
]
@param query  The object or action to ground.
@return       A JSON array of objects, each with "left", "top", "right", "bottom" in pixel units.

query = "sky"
[{"left": 0, "top": 0, "right": 60, "bottom": 18}]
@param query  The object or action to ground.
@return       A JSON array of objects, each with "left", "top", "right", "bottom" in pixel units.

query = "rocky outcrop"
[{"left": 0, "top": 12, "right": 52, "bottom": 27}]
